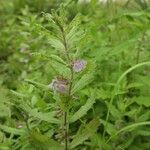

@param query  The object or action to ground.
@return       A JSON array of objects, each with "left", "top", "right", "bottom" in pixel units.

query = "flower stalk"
[
  {"left": 48, "top": 13, "right": 87, "bottom": 150},
  {"left": 59, "top": 23, "right": 74, "bottom": 150}
]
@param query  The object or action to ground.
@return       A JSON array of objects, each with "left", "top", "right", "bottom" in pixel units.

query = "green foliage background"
[{"left": 0, "top": 0, "right": 150, "bottom": 150}]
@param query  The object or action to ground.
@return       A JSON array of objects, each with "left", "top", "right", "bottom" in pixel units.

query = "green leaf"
[
  {"left": 106, "top": 121, "right": 150, "bottom": 144},
  {"left": 100, "top": 119, "right": 117, "bottom": 135},
  {"left": 136, "top": 128, "right": 150, "bottom": 136},
  {"left": 50, "top": 60, "right": 70, "bottom": 77},
  {"left": 31, "top": 52, "right": 67, "bottom": 65},
  {"left": 66, "top": 25, "right": 84, "bottom": 50},
  {"left": 0, "top": 131, "right": 4, "bottom": 143},
  {"left": 70, "top": 118, "right": 100, "bottom": 149},
  {"left": 43, "top": 13, "right": 54, "bottom": 22},
  {"left": 71, "top": 74, "right": 94, "bottom": 94},
  {"left": 0, "top": 144, "right": 10, "bottom": 150},
  {"left": 104, "top": 61, "right": 150, "bottom": 136},
  {"left": 105, "top": 102, "right": 121, "bottom": 119},
  {"left": 134, "top": 96, "right": 150, "bottom": 107},
  {"left": 70, "top": 91, "right": 96, "bottom": 123},
  {"left": 0, "top": 105, "right": 10, "bottom": 117},
  {"left": 95, "top": 34, "right": 139, "bottom": 61},
  {"left": 0, "top": 88, "right": 11, "bottom": 117},
  {"left": 124, "top": 108, "right": 137, "bottom": 117},
  {"left": 126, "top": 82, "right": 143, "bottom": 89},
  {"left": 0, "top": 125, "right": 25, "bottom": 135},
  {"left": 48, "top": 38, "right": 65, "bottom": 52},
  {"left": 24, "top": 79, "right": 50, "bottom": 91},
  {"left": 138, "top": 111, "right": 150, "bottom": 122},
  {"left": 96, "top": 88, "right": 112, "bottom": 99},
  {"left": 11, "top": 90, "right": 28, "bottom": 98},
  {"left": 30, "top": 131, "right": 64, "bottom": 150},
  {"left": 49, "top": 54, "right": 67, "bottom": 65},
  {"left": 24, "top": 107, "right": 60, "bottom": 124}
]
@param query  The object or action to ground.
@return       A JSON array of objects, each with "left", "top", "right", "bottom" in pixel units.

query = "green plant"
[{"left": 0, "top": 1, "right": 150, "bottom": 150}]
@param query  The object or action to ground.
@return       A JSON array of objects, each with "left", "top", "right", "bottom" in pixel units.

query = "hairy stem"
[
  {"left": 58, "top": 22, "right": 74, "bottom": 150},
  {"left": 64, "top": 111, "right": 68, "bottom": 150}
]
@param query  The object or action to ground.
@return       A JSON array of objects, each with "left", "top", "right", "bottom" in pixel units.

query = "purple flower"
[
  {"left": 49, "top": 77, "right": 68, "bottom": 93},
  {"left": 73, "top": 60, "right": 87, "bottom": 73}
]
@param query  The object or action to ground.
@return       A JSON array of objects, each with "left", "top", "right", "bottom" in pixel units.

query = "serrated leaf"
[
  {"left": 24, "top": 79, "right": 50, "bottom": 91},
  {"left": 95, "top": 34, "right": 139, "bottom": 61},
  {"left": 96, "top": 88, "right": 112, "bottom": 99},
  {"left": 70, "top": 118, "right": 100, "bottom": 149},
  {"left": 0, "top": 125, "right": 25, "bottom": 135},
  {"left": 139, "top": 76, "right": 150, "bottom": 87},
  {"left": 106, "top": 121, "right": 150, "bottom": 143},
  {"left": 48, "top": 38, "right": 65, "bottom": 52},
  {"left": 124, "top": 109, "right": 137, "bottom": 117},
  {"left": 100, "top": 119, "right": 117, "bottom": 135},
  {"left": 30, "top": 131, "right": 64, "bottom": 150},
  {"left": 24, "top": 107, "right": 60, "bottom": 124},
  {"left": 0, "top": 105, "right": 10, "bottom": 117},
  {"left": 66, "top": 25, "right": 84, "bottom": 50},
  {"left": 126, "top": 82, "right": 143, "bottom": 89},
  {"left": 68, "top": 14, "right": 81, "bottom": 29},
  {"left": 105, "top": 102, "right": 121, "bottom": 119},
  {"left": 11, "top": 90, "right": 28, "bottom": 98},
  {"left": 136, "top": 129, "right": 150, "bottom": 136},
  {"left": 43, "top": 13, "right": 54, "bottom": 22},
  {"left": 0, "top": 88, "right": 11, "bottom": 117},
  {"left": 71, "top": 74, "right": 93, "bottom": 94},
  {"left": 50, "top": 60, "right": 70, "bottom": 77},
  {"left": 31, "top": 52, "right": 67, "bottom": 65},
  {"left": 70, "top": 91, "right": 96, "bottom": 123},
  {"left": 138, "top": 111, "right": 150, "bottom": 122},
  {"left": 49, "top": 54, "right": 67, "bottom": 65},
  {"left": 134, "top": 96, "right": 150, "bottom": 107}
]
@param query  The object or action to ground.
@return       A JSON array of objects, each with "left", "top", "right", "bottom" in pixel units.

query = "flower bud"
[
  {"left": 49, "top": 77, "right": 68, "bottom": 93},
  {"left": 73, "top": 60, "right": 87, "bottom": 72}
]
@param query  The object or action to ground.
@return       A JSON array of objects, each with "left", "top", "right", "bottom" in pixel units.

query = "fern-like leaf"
[
  {"left": 70, "top": 91, "right": 96, "bottom": 123},
  {"left": 71, "top": 73, "right": 94, "bottom": 94},
  {"left": 29, "top": 131, "right": 64, "bottom": 150},
  {"left": 70, "top": 118, "right": 100, "bottom": 149},
  {"left": 0, "top": 124, "right": 25, "bottom": 135}
]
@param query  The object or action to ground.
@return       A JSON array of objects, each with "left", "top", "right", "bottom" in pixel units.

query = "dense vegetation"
[{"left": 0, "top": 0, "right": 150, "bottom": 150}]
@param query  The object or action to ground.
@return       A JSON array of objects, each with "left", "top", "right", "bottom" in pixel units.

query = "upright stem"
[
  {"left": 58, "top": 22, "right": 74, "bottom": 150},
  {"left": 64, "top": 111, "right": 68, "bottom": 150},
  {"left": 64, "top": 70, "right": 73, "bottom": 150}
]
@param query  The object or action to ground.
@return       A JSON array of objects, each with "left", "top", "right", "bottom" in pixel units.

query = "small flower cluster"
[
  {"left": 49, "top": 77, "right": 68, "bottom": 93},
  {"left": 49, "top": 59, "right": 87, "bottom": 93},
  {"left": 72, "top": 60, "right": 87, "bottom": 73}
]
